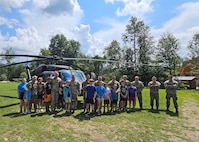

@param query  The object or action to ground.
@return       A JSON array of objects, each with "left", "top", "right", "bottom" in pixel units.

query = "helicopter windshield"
[{"left": 60, "top": 70, "right": 72, "bottom": 81}]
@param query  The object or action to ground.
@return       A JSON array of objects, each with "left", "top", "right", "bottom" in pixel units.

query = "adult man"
[
  {"left": 132, "top": 76, "right": 144, "bottom": 110},
  {"left": 30, "top": 75, "right": 38, "bottom": 113},
  {"left": 148, "top": 76, "right": 161, "bottom": 110},
  {"left": 17, "top": 78, "right": 28, "bottom": 113},
  {"left": 164, "top": 75, "right": 178, "bottom": 113},
  {"left": 108, "top": 76, "right": 120, "bottom": 89},
  {"left": 94, "top": 76, "right": 105, "bottom": 86},
  {"left": 51, "top": 71, "right": 62, "bottom": 113},
  {"left": 70, "top": 74, "right": 80, "bottom": 113},
  {"left": 82, "top": 74, "right": 90, "bottom": 112},
  {"left": 119, "top": 75, "right": 130, "bottom": 86}
]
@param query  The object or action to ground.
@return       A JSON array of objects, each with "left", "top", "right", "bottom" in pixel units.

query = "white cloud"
[
  {"left": 0, "top": 27, "right": 45, "bottom": 55},
  {"left": 105, "top": 0, "right": 154, "bottom": 17},
  {"left": 33, "top": 0, "right": 81, "bottom": 16},
  {"left": 72, "top": 24, "right": 108, "bottom": 56},
  {"left": 151, "top": 2, "right": 199, "bottom": 58},
  {"left": 0, "top": 0, "right": 29, "bottom": 11},
  {"left": 0, "top": 17, "right": 19, "bottom": 28}
]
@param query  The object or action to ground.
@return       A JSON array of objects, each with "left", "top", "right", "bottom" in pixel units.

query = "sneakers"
[{"left": 97, "top": 111, "right": 101, "bottom": 116}]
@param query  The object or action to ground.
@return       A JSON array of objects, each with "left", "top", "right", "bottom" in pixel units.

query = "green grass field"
[{"left": 0, "top": 82, "right": 199, "bottom": 142}]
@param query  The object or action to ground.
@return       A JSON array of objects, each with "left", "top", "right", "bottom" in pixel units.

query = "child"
[
  {"left": 120, "top": 80, "right": 128, "bottom": 111},
  {"left": 128, "top": 82, "right": 137, "bottom": 111},
  {"left": 63, "top": 80, "right": 72, "bottom": 113},
  {"left": 85, "top": 79, "right": 96, "bottom": 114},
  {"left": 37, "top": 77, "right": 44, "bottom": 112},
  {"left": 111, "top": 84, "right": 119, "bottom": 112},
  {"left": 44, "top": 77, "right": 52, "bottom": 113},
  {"left": 103, "top": 83, "right": 111, "bottom": 113},
  {"left": 58, "top": 81, "right": 64, "bottom": 110},
  {"left": 23, "top": 83, "right": 32, "bottom": 114},
  {"left": 96, "top": 81, "right": 105, "bottom": 115}
]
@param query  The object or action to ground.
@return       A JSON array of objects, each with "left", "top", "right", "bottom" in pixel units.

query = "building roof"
[{"left": 173, "top": 76, "right": 197, "bottom": 81}]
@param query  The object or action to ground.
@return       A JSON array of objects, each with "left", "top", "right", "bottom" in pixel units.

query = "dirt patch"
[{"left": 181, "top": 99, "right": 199, "bottom": 142}]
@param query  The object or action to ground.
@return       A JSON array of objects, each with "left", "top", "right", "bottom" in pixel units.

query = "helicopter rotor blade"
[
  {"left": 0, "top": 54, "right": 169, "bottom": 68},
  {"left": 0, "top": 58, "right": 47, "bottom": 68}
]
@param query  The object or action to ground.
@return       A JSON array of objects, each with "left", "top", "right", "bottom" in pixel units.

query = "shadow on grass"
[
  {"left": 0, "top": 102, "right": 19, "bottom": 109},
  {"left": 145, "top": 108, "right": 179, "bottom": 117},
  {"left": 166, "top": 110, "right": 179, "bottom": 117},
  {"left": 73, "top": 112, "right": 92, "bottom": 121},
  {"left": 2, "top": 112, "right": 24, "bottom": 118},
  {"left": 0, "top": 94, "right": 18, "bottom": 99}
]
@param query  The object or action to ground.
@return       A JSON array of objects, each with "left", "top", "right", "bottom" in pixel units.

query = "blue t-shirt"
[
  {"left": 24, "top": 89, "right": 32, "bottom": 100},
  {"left": 111, "top": 89, "right": 118, "bottom": 100},
  {"left": 128, "top": 87, "right": 137, "bottom": 98},
  {"left": 18, "top": 82, "right": 28, "bottom": 93},
  {"left": 63, "top": 86, "right": 72, "bottom": 99},
  {"left": 86, "top": 85, "right": 96, "bottom": 99},
  {"left": 96, "top": 86, "right": 105, "bottom": 97}
]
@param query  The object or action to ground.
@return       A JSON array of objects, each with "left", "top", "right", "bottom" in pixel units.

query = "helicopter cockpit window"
[{"left": 61, "top": 71, "right": 72, "bottom": 82}]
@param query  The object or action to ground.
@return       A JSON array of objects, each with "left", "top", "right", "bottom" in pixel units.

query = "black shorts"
[
  {"left": 58, "top": 94, "right": 63, "bottom": 100},
  {"left": 38, "top": 93, "right": 44, "bottom": 99},
  {"left": 120, "top": 97, "right": 127, "bottom": 101},
  {"left": 104, "top": 100, "right": 110, "bottom": 104},
  {"left": 19, "top": 92, "right": 24, "bottom": 100},
  {"left": 86, "top": 98, "right": 94, "bottom": 104},
  {"left": 111, "top": 100, "right": 118, "bottom": 105}
]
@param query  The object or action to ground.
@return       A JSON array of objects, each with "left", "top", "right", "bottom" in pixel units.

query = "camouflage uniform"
[
  {"left": 70, "top": 80, "right": 80, "bottom": 111},
  {"left": 51, "top": 77, "right": 61, "bottom": 111},
  {"left": 108, "top": 80, "right": 120, "bottom": 89},
  {"left": 132, "top": 80, "right": 144, "bottom": 109},
  {"left": 148, "top": 81, "right": 161, "bottom": 109},
  {"left": 164, "top": 79, "right": 178, "bottom": 112},
  {"left": 30, "top": 80, "right": 38, "bottom": 112},
  {"left": 94, "top": 80, "right": 105, "bottom": 86},
  {"left": 82, "top": 80, "right": 90, "bottom": 110},
  {"left": 119, "top": 79, "right": 130, "bottom": 87}
]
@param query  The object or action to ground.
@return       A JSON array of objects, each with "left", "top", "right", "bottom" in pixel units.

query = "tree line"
[{"left": 1, "top": 16, "right": 199, "bottom": 84}]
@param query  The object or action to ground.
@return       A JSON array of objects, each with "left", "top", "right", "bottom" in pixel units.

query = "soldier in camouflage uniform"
[
  {"left": 119, "top": 75, "right": 130, "bottom": 86},
  {"left": 30, "top": 75, "right": 38, "bottom": 113},
  {"left": 132, "top": 76, "right": 144, "bottom": 110},
  {"left": 51, "top": 71, "right": 62, "bottom": 113},
  {"left": 70, "top": 75, "right": 80, "bottom": 113},
  {"left": 82, "top": 74, "right": 90, "bottom": 112},
  {"left": 108, "top": 76, "right": 120, "bottom": 89},
  {"left": 37, "top": 77, "right": 45, "bottom": 112},
  {"left": 164, "top": 75, "right": 178, "bottom": 113},
  {"left": 95, "top": 76, "right": 105, "bottom": 86},
  {"left": 148, "top": 76, "right": 161, "bottom": 110}
]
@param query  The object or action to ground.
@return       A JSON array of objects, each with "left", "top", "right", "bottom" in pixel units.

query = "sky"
[{"left": 0, "top": 0, "right": 199, "bottom": 60}]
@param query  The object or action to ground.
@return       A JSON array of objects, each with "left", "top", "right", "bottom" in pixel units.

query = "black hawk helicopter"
[{"left": 0, "top": 53, "right": 124, "bottom": 86}]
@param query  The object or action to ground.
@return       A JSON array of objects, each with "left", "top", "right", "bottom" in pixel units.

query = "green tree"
[
  {"left": 0, "top": 74, "right": 7, "bottom": 81},
  {"left": 20, "top": 72, "right": 27, "bottom": 78},
  {"left": 39, "top": 48, "right": 51, "bottom": 56},
  {"left": 156, "top": 33, "right": 180, "bottom": 75},
  {"left": 103, "top": 40, "right": 122, "bottom": 79},
  {"left": 188, "top": 33, "right": 199, "bottom": 59},
  {"left": 122, "top": 16, "right": 154, "bottom": 83},
  {"left": 49, "top": 34, "right": 80, "bottom": 65},
  {"left": 2, "top": 47, "right": 15, "bottom": 64}
]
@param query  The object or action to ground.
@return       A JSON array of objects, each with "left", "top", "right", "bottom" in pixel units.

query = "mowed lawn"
[{"left": 0, "top": 82, "right": 199, "bottom": 142}]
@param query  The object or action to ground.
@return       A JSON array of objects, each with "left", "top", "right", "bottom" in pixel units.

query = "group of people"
[
  {"left": 17, "top": 71, "right": 80, "bottom": 114},
  {"left": 17, "top": 71, "right": 179, "bottom": 115}
]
